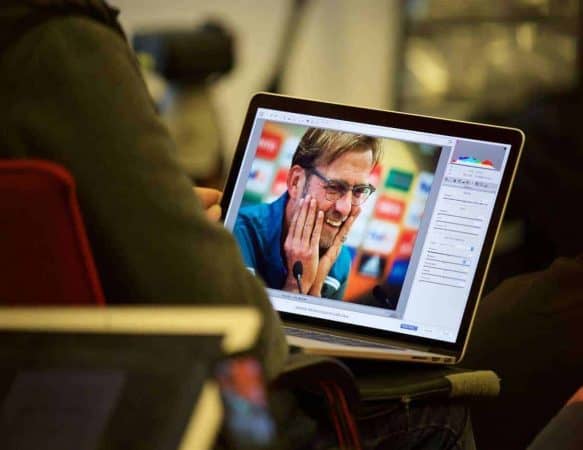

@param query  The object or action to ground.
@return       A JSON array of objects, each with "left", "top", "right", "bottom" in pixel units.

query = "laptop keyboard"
[{"left": 284, "top": 326, "right": 403, "bottom": 351}]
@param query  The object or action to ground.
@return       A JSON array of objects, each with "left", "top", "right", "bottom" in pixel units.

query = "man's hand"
[
  {"left": 194, "top": 187, "right": 223, "bottom": 222},
  {"left": 283, "top": 195, "right": 324, "bottom": 293},
  {"left": 282, "top": 195, "right": 359, "bottom": 296},
  {"left": 308, "top": 207, "right": 360, "bottom": 296}
]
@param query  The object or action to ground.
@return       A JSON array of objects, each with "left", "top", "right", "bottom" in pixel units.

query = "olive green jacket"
[{"left": 0, "top": 0, "right": 288, "bottom": 379}]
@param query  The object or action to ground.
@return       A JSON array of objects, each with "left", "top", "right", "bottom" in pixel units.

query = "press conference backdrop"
[{"left": 239, "top": 121, "right": 441, "bottom": 307}]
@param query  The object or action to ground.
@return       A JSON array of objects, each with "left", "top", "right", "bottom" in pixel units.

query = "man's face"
[{"left": 301, "top": 150, "right": 374, "bottom": 250}]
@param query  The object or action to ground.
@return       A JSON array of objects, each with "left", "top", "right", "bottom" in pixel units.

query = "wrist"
[
  {"left": 283, "top": 275, "right": 301, "bottom": 293},
  {"left": 308, "top": 273, "right": 325, "bottom": 297},
  {"left": 308, "top": 283, "right": 322, "bottom": 297}
]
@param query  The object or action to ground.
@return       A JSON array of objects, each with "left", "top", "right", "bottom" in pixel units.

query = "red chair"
[{"left": 0, "top": 159, "right": 105, "bottom": 304}]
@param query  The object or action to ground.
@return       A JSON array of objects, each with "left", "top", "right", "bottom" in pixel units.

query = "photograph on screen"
[{"left": 232, "top": 121, "right": 442, "bottom": 314}]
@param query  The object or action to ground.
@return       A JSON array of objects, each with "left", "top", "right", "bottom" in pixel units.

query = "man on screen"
[{"left": 235, "top": 128, "right": 381, "bottom": 299}]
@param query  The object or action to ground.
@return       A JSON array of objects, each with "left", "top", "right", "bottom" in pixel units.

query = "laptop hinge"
[{"left": 284, "top": 320, "right": 454, "bottom": 355}]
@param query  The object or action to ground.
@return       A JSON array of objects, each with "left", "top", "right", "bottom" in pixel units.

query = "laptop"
[
  {"left": 221, "top": 93, "right": 524, "bottom": 365},
  {"left": 0, "top": 306, "right": 268, "bottom": 450}
]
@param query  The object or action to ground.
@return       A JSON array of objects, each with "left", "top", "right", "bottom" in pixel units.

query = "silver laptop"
[{"left": 221, "top": 93, "right": 524, "bottom": 365}]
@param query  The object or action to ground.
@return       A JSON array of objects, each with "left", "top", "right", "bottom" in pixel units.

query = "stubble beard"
[
  {"left": 319, "top": 230, "right": 334, "bottom": 253},
  {"left": 300, "top": 181, "right": 345, "bottom": 253},
  {"left": 319, "top": 211, "right": 345, "bottom": 252}
]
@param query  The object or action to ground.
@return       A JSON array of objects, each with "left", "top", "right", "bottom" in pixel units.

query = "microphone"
[
  {"left": 292, "top": 261, "right": 303, "bottom": 293},
  {"left": 372, "top": 285, "right": 387, "bottom": 304},
  {"left": 372, "top": 284, "right": 397, "bottom": 309}
]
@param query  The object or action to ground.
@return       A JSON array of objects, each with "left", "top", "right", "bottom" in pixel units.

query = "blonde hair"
[{"left": 291, "top": 128, "right": 381, "bottom": 169}]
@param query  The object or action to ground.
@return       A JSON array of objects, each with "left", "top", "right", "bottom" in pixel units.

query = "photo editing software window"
[{"left": 224, "top": 108, "right": 511, "bottom": 343}]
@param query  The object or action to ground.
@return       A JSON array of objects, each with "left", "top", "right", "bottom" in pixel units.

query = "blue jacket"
[
  {"left": 0, "top": 0, "right": 288, "bottom": 380},
  {"left": 234, "top": 193, "right": 351, "bottom": 300}
]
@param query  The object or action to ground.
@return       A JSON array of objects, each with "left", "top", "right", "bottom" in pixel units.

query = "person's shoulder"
[
  {"left": 337, "top": 246, "right": 353, "bottom": 267},
  {"left": 329, "top": 246, "right": 353, "bottom": 281},
  {"left": 236, "top": 194, "right": 287, "bottom": 228},
  {"left": 233, "top": 201, "right": 272, "bottom": 244},
  {"left": 235, "top": 202, "right": 271, "bottom": 234},
  {"left": 238, "top": 201, "right": 270, "bottom": 220}
]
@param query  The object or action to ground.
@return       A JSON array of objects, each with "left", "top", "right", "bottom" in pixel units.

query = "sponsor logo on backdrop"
[
  {"left": 387, "top": 259, "right": 409, "bottom": 285},
  {"left": 246, "top": 159, "right": 275, "bottom": 195},
  {"left": 358, "top": 254, "right": 387, "bottom": 278},
  {"left": 404, "top": 198, "right": 426, "bottom": 229},
  {"left": 362, "top": 220, "right": 399, "bottom": 253},
  {"left": 415, "top": 171, "right": 433, "bottom": 198},
  {"left": 395, "top": 229, "right": 417, "bottom": 258},
  {"left": 278, "top": 136, "right": 301, "bottom": 167},
  {"left": 256, "top": 130, "right": 283, "bottom": 160},
  {"left": 385, "top": 169, "right": 413, "bottom": 192},
  {"left": 375, "top": 195, "right": 406, "bottom": 223},
  {"left": 271, "top": 168, "right": 289, "bottom": 197}
]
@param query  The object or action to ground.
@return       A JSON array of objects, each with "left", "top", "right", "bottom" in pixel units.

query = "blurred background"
[{"left": 114, "top": 0, "right": 582, "bottom": 291}]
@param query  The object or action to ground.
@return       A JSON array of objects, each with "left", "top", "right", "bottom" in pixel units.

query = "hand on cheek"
[{"left": 283, "top": 195, "right": 323, "bottom": 294}]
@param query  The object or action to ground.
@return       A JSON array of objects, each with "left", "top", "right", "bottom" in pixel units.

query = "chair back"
[{"left": 0, "top": 160, "right": 105, "bottom": 305}]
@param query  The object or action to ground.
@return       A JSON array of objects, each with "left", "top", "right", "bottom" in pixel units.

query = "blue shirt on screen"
[{"left": 234, "top": 193, "right": 351, "bottom": 300}]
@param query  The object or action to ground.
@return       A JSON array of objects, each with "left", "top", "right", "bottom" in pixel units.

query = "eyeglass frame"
[{"left": 304, "top": 166, "right": 376, "bottom": 206}]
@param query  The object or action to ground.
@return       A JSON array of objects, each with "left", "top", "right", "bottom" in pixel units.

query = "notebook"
[
  {"left": 221, "top": 92, "right": 524, "bottom": 365},
  {"left": 0, "top": 307, "right": 264, "bottom": 450}
]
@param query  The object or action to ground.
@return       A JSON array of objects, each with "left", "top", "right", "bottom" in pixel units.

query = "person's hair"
[{"left": 291, "top": 128, "right": 382, "bottom": 169}]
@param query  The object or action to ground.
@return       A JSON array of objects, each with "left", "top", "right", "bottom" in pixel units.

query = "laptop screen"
[{"left": 223, "top": 96, "right": 521, "bottom": 347}]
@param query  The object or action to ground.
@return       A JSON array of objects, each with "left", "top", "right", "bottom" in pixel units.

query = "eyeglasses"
[{"left": 306, "top": 167, "right": 375, "bottom": 206}]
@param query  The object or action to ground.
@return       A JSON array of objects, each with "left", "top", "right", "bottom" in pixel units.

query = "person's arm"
[
  {"left": 528, "top": 387, "right": 583, "bottom": 450},
  {"left": 194, "top": 187, "right": 223, "bottom": 222},
  {"left": 462, "top": 255, "right": 583, "bottom": 448},
  {"left": 4, "top": 14, "right": 287, "bottom": 379}
]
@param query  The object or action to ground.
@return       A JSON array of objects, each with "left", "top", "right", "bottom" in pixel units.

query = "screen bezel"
[{"left": 221, "top": 92, "right": 524, "bottom": 355}]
